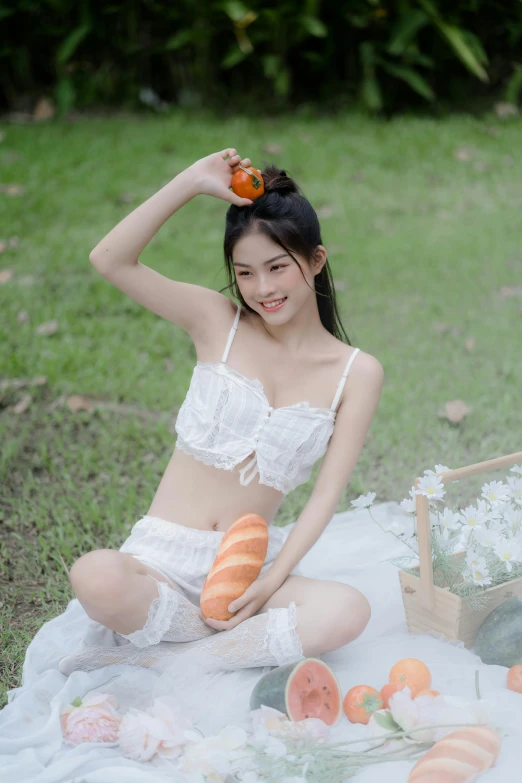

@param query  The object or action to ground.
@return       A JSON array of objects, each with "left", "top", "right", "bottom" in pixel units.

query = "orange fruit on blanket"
[
  {"left": 379, "top": 682, "right": 405, "bottom": 709},
  {"left": 389, "top": 658, "right": 432, "bottom": 698},
  {"left": 343, "top": 685, "right": 383, "bottom": 725},
  {"left": 507, "top": 664, "right": 522, "bottom": 693},
  {"left": 415, "top": 689, "right": 440, "bottom": 699},
  {"left": 231, "top": 166, "right": 265, "bottom": 200}
]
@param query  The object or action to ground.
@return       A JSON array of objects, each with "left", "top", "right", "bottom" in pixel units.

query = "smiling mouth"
[{"left": 260, "top": 297, "right": 287, "bottom": 308}]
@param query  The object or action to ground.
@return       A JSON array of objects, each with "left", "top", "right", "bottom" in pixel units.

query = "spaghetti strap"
[
  {"left": 221, "top": 303, "right": 242, "bottom": 363},
  {"left": 330, "top": 348, "right": 360, "bottom": 412}
]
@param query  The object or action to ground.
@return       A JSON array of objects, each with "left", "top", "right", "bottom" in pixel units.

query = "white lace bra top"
[{"left": 174, "top": 303, "right": 360, "bottom": 495}]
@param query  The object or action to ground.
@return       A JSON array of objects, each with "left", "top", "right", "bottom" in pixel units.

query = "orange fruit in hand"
[
  {"left": 507, "top": 664, "right": 522, "bottom": 693},
  {"left": 415, "top": 689, "right": 440, "bottom": 699},
  {"left": 343, "top": 685, "right": 383, "bottom": 725},
  {"left": 388, "top": 658, "right": 432, "bottom": 698},
  {"left": 379, "top": 682, "right": 405, "bottom": 709},
  {"left": 231, "top": 166, "right": 265, "bottom": 200}
]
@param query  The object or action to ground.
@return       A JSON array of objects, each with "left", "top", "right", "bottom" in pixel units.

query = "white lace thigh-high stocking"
[
  {"left": 119, "top": 577, "right": 218, "bottom": 647},
  {"left": 59, "top": 602, "right": 304, "bottom": 676}
]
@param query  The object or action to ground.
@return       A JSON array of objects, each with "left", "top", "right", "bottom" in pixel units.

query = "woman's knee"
[
  {"left": 332, "top": 584, "right": 371, "bottom": 644},
  {"left": 69, "top": 549, "right": 131, "bottom": 615}
]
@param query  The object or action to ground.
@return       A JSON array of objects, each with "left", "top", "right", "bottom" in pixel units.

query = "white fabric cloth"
[
  {"left": 174, "top": 302, "right": 361, "bottom": 493},
  {"left": 119, "top": 514, "right": 304, "bottom": 606},
  {"left": 1, "top": 501, "right": 521, "bottom": 782}
]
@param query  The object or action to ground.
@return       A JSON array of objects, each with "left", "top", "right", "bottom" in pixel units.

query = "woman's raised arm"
[{"left": 87, "top": 148, "right": 253, "bottom": 338}]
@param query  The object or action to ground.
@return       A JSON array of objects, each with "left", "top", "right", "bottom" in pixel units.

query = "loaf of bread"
[
  {"left": 200, "top": 513, "right": 269, "bottom": 621},
  {"left": 408, "top": 726, "right": 501, "bottom": 782}
]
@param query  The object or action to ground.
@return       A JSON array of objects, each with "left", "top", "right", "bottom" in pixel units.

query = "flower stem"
[
  {"left": 366, "top": 508, "right": 419, "bottom": 556},
  {"left": 475, "top": 669, "right": 481, "bottom": 700}
]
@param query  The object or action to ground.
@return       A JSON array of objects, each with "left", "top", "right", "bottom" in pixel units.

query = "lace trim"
[
  {"left": 266, "top": 601, "right": 304, "bottom": 666},
  {"left": 59, "top": 605, "right": 305, "bottom": 675},
  {"left": 195, "top": 361, "right": 337, "bottom": 416},
  {"left": 121, "top": 580, "right": 180, "bottom": 648},
  {"left": 130, "top": 516, "right": 226, "bottom": 545},
  {"left": 175, "top": 437, "right": 242, "bottom": 471}
]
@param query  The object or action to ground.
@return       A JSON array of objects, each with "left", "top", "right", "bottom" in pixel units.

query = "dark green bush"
[{"left": 2, "top": 0, "right": 522, "bottom": 114}]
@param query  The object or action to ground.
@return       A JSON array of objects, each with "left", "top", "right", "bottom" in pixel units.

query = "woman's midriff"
[{"left": 146, "top": 448, "right": 285, "bottom": 533}]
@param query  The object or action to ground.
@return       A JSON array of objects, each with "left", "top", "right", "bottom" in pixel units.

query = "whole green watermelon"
[{"left": 474, "top": 596, "right": 522, "bottom": 667}]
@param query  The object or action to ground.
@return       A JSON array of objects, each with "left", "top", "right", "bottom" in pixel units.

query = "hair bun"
[{"left": 261, "top": 163, "right": 299, "bottom": 195}]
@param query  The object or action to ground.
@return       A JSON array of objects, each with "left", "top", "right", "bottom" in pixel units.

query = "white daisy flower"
[
  {"left": 399, "top": 486, "right": 417, "bottom": 514},
  {"left": 507, "top": 476, "right": 522, "bottom": 506},
  {"left": 482, "top": 480, "right": 511, "bottom": 507},
  {"left": 438, "top": 508, "right": 461, "bottom": 539},
  {"left": 460, "top": 504, "right": 487, "bottom": 531},
  {"left": 474, "top": 526, "right": 502, "bottom": 549},
  {"left": 433, "top": 464, "right": 451, "bottom": 475},
  {"left": 350, "top": 492, "right": 376, "bottom": 510},
  {"left": 466, "top": 550, "right": 487, "bottom": 570},
  {"left": 510, "top": 465, "right": 522, "bottom": 476},
  {"left": 416, "top": 474, "right": 446, "bottom": 501},
  {"left": 493, "top": 538, "right": 521, "bottom": 572},
  {"left": 503, "top": 503, "right": 522, "bottom": 535},
  {"left": 470, "top": 565, "right": 492, "bottom": 587}
]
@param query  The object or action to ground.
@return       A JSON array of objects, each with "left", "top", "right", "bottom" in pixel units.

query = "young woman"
[{"left": 58, "top": 147, "right": 385, "bottom": 676}]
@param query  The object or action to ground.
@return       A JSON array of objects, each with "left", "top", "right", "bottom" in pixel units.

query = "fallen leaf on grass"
[
  {"left": 317, "top": 204, "right": 334, "bottom": 218},
  {"left": 263, "top": 143, "right": 283, "bottom": 155},
  {"left": 433, "top": 322, "right": 449, "bottom": 334},
  {"left": 494, "top": 102, "right": 518, "bottom": 119},
  {"left": 0, "top": 376, "right": 47, "bottom": 391},
  {"left": 454, "top": 147, "right": 472, "bottom": 162},
  {"left": 0, "top": 236, "right": 19, "bottom": 252},
  {"left": 10, "top": 393, "right": 32, "bottom": 414},
  {"left": 0, "top": 269, "right": 13, "bottom": 284},
  {"left": 464, "top": 338, "right": 475, "bottom": 352},
  {"left": 116, "top": 192, "right": 134, "bottom": 204},
  {"left": 500, "top": 286, "right": 522, "bottom": 297},
  {"left": 33, "top": 97, "right": 55, "bottom": 121},
  {"left": 35, "top": 320, "right": 58, "bottom": 336},
  {"left": 0, "top": 183, "right": 25, "bottom": 196},
  {"left": 438, "top": 399, "right": 471, "bottom": 424},
  {"left": 17, "top": 310, "right": 30, "bottom": 323},
  {"left": 66, "top": 394, "right": 95, "bottom": 413}
]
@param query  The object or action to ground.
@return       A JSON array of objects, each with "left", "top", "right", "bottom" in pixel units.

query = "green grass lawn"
[{"left": 1, "top": 109, "right": 521, "bottom": 705}]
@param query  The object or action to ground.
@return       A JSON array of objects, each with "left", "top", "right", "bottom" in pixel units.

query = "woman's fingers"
[{"left": 220, "top": 147, "right": 237, "bottom": 160}]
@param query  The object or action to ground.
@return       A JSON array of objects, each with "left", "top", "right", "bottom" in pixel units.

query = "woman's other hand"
[
  {"left": 188, "top": 149, "right": 254, "bottom": 207},
  {"left": 200, "top": 575, "right": 276, "bottom": 631}
]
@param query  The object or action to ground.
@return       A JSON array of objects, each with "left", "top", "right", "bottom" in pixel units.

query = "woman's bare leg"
[
  {"left": 60, "top": 572, "right": 371, "bottom": 676},
  {"left": 69, "top": 549, "right": 216, "bottom": 642}
]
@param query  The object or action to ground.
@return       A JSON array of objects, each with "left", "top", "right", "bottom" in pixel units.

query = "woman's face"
[{"left": 232, "top": 231, "right": 323, "bottom": 320}]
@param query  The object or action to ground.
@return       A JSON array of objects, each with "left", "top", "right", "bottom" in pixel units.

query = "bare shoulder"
[
  {"left": 338, "top": 345, "right": 384, "bottom": 408},
  {"left": 351, "top": 349, "right": 385, "bottom": 383}
]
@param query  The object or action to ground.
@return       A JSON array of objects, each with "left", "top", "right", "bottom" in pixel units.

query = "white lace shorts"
[{"left": 119, "top": 515, "right": 303, "bottom": 606}]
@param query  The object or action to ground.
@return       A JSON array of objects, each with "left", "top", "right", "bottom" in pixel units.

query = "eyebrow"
[{"left": 232, "top": 253, "right": 288, "bottom": 268}]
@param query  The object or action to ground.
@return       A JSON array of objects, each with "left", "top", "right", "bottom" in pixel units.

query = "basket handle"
[{"left": 415, "top": 450, "right": 522, "bottom": 610}]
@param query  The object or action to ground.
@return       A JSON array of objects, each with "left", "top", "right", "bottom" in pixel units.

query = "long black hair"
[{"left": 219, "top": 163, "right": 351, "bottom": 344}]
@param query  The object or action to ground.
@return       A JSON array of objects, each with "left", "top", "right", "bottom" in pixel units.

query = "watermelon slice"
[{"left": 249, "top": 657, "right": 342, "bottom": 726}]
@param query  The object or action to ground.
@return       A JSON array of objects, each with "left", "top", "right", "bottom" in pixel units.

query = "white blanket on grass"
[{"left": 1, "top": 502, "right": 521, "bottom": 782}]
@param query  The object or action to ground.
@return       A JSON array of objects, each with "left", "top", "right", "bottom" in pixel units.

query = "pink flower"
[
  {"left": 118, "top": 698, "right": 194, "bottom": 762},
  {"left": 60, "top": 692, "right": 121, "bottom": 745}
]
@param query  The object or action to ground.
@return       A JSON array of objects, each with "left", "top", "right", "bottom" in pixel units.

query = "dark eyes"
[{"left": 238, "top": 265, "right": 285, "bottom": 276}]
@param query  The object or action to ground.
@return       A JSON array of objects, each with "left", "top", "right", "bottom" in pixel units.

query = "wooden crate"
[{"left": 399, "top": 450, "right": 522, "bottom": 649}]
